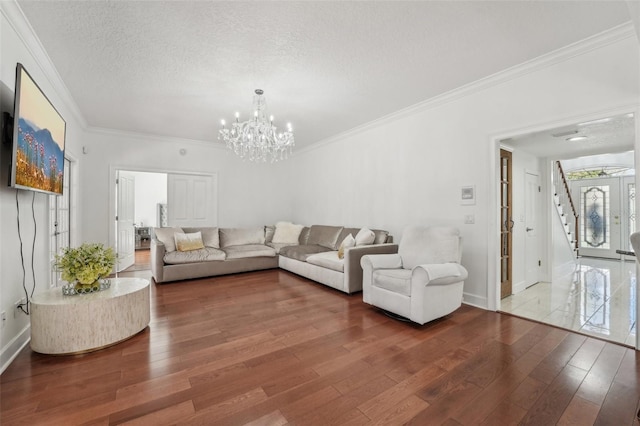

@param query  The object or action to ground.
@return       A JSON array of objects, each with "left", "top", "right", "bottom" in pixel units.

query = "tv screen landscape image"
[{"left": 11, "top": 63, "right": 66, "bottom": 196}]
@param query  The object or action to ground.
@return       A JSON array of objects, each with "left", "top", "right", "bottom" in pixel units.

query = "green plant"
[{"left": 54, "top": 243, "right": 116, "bottom": 285}]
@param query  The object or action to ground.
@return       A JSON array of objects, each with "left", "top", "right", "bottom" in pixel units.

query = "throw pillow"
[
  {"left": 338, "top": 234, "right": 356, "bottom": 259},
  {"left": 355, "top": 227, "right": 376, "bottom": 246},
  {"left": 153, "top": 227, "right": 183, "bottom": 252},
  {"left": 272, "top": 222, "right": 304, "bottom": 244},
  {"left": 174, "top": 231, "right": 205, "bottom": 252}
]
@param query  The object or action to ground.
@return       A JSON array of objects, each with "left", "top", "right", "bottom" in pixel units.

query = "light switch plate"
[{"left": 464, "top": 214, "right": 475, "bottom": 224}]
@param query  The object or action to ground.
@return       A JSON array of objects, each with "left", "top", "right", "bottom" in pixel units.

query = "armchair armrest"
[
  {"left": 360, "top": 248, "right": 401, "bottom": 302},
  {"left": 360, "top": 251, "right": 402, "bottom": 270},
  {"left": 343, "top": 244, "right": 398, "bottom": 294},
  {"left": 150, "top": 239, "right": 166, "bottom": 283},
  {"left": 412, "top": 263, "right": 468, "bottom": 286}
]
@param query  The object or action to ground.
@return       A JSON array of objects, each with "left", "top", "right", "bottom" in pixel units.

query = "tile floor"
[{"left": 500, "top": 257, "right": 637, "bottom": 347}]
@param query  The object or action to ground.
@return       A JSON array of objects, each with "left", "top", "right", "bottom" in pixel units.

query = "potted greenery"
[{"left": 54, "top": 243, "right": 116, "bottom": 293}]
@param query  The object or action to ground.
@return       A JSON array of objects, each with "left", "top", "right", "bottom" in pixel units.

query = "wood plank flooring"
[
  {"left": 1, "top": 269, "right": 639, "bottom": 425},
  {"left": 123, "top": 250, "right": 151, "bottom": 272}
]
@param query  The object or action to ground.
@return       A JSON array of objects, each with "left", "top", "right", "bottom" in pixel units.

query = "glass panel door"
[
  {"left": 49, "top": 158, "right": 71, "bottom": 287},
  {"left": 573, "top": 177, "right": 621, "bottom": 259},
  {"left": 500, "top": 149, "right": 512, "bottom": 298}
]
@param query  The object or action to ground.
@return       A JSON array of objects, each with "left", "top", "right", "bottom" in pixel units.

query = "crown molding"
[
  {"left": 297, "top": 22, "right": 637, "bottom": 156},
  {"left": 1, "top": 0, "right": 88, "bottom": 129},
  {"left": 88, "top": 126, "right": 228, "bottom": 151}
]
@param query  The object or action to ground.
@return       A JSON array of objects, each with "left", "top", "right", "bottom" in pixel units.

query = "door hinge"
[
  {"left": 116, "top": 178, "right": 119, "bottom": 185},
  {"left": 538, "top": 260, "right": 541, "bottom": 266},
  {"left": 538, "top": 186, "right": 541, "bottom": 192},
  {"left": 115, "top": 215, "right": 118, "bottom": 221}
]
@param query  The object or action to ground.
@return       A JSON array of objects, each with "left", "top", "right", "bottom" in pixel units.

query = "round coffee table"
[{"left": 30, "top": 277, "right": 150, "bottom": 355}]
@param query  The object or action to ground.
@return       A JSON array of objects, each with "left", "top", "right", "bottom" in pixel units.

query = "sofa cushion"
[
  {"left": 279, "top": 244, "right": 331, "bottom": 262},
  {"left": 223, "top": 244, "right": 276, "bottom": 260},
  {"left": 220, "top": 227, "right": 266, "bottom": 248},
  {"left": 373, "top": 269, "right": 412, "bottom": 296},
  {"left": 372, "top": 229, "right": 390, "bottom": 244},
  {"left": 174, "top": 231, "right": 205, "bottom": 252},
  {"left": 267, "top": 242, "right": 294, "bottom": 254},
  {"left": 355, "top": 227, "right": 376, "bottom": 246},
  {"left": 154, "top": 227, "right": 183, "bottom": 252},
  {"left": 337, "top": 227, "right": 360, "bottom": 246},
  {"left": 306, "top": 251, "right": 344, "bottom": 273},
  {"left": 272, "top": 222, "right": 304, "bottom": 244},
  {"left": 307, "top": 225, "right": 344, "bottom": 250},
  {"left": 163, "top": 247, "right": 226, "bottom": 264},
  {"left": 299, "top": 227, "right": 310, "bottom": 245},
  {"left": 182, "top": 227, "right": 219, "bottom": 248}
]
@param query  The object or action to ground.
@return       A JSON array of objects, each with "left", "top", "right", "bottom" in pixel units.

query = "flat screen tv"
[{"left": 9, "top": 63, "right": 66, "bottom": 196}]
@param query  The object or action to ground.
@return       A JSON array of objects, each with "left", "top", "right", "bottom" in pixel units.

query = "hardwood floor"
[
  {"left": 122, "top": 250, "right": 151, "bottom": 272},
  {"left": 1, "top": 269, "right": 639, "bottom": 425}
]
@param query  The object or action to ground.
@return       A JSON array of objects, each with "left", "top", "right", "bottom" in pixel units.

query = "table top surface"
[{"left": 31, "top": 277, "right": 149, "bottom": 305}]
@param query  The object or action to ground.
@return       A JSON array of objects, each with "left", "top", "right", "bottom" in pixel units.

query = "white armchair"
[{"left": 361, "top": 226, "right": 468, "bottom": 325}]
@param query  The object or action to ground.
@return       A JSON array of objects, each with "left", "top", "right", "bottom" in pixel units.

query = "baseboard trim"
[
  {"left": 462, "top": 292, "right": 487, "bottom": 310},
  {"left": 1, "top": 324, "right": 30, "bottom": 375}
]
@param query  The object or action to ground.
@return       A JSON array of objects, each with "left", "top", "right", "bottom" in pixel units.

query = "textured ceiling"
[
  {"left": 504, "top": 113, "right": 636, "bottom": 159},
  {"left": 17, "top": 1, "right": 633, "bottom": 149}
]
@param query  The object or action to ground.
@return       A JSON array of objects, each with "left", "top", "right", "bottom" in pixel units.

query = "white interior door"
[
  {"left": 116, "top": 171, "right": 135, "bottom": 272},
  {"left": 572, "top": 177, "right": 621, "bottom": 259},
  {"left": 524, "top": 172, "right": 540, "bottom": 287},
  {"left": 167, "top": 173, "right": 217, "bottom": 227}
]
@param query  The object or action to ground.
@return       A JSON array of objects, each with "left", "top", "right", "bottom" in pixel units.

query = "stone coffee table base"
[{"left": 30, "top": 278, "right": 150, "bottom": 355}]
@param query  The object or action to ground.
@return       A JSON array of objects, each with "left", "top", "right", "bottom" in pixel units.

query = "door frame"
[
  {"left": 107, "top": 165, "right": 219, "bottom": 266},
  {"left": 487, "top": 104, "right": 639, "bottom": 351}
]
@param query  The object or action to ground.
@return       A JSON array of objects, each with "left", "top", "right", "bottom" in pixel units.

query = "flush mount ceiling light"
[
  {"left": 218, "top": 89, "right": 294, "bottom": 163},
  {"left": 566, "top": 136, "right": 588, "bottom": 142},
  {"left": 552, "top": 130, "right": 578, "bottom": 137}
]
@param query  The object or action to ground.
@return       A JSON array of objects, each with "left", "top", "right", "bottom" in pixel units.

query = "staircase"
[{"left": 553, "top": 161, "right": 579, "bottom": 257}]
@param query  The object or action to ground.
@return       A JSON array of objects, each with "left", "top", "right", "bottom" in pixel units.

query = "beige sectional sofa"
[
  {"left": 151, "top": 224, "right": 397, "bottom": 294},
  {"left": 278, "top": 225, "right": 397, "bottom": 293}
]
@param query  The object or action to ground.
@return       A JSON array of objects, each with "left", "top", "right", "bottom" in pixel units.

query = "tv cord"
[{"left": 15, "top": 190, "right": 35, "bottom": 316}]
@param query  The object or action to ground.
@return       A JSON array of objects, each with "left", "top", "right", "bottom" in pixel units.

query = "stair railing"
[{"left": 554, "top": 161, "right": 579, "bottom": 252}]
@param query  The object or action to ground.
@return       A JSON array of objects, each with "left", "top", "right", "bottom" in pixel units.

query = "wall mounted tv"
[{"left": 9, "top": 63, "right": 66, "bottom": 196}]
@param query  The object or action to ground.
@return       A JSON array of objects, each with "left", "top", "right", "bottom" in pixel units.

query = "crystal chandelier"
[{"left": 219, "top": 89, "right": 294, "bottom": 163}]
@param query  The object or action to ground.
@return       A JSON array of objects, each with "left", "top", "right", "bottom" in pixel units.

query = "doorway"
[
  {"left": 115, "top": 170, "right": 168, "bottom": 272},
  {"left": 49, "top": 157, "right": 74, "bottom": 287},
  {"left": 495, "top": 111, "right": 637, "bottom": 348},
  {"left": 111, "top": 167, "right": 219, "bottom": 272}
]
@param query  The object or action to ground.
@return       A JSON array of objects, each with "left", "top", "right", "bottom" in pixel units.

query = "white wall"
[
  {"left": 127, "top": 171, "right": 167, "bottom": 227},
  {"left": 0, "top": 3, "right": 83, "bottom": 371},
  {"left": 288, "top": 33, "right": 639, "bottom": 308},
  {"left": 80, "top": 130, "right": 290, "bottom": 246}
]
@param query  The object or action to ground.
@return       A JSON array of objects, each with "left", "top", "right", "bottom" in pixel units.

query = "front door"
[{"left": 572, "top": 177, "right": 622, "bottom": 259}]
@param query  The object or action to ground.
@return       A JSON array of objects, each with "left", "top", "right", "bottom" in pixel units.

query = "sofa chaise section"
[{"left": 278, "top": 225, "right": 398, "bottom": 294}]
